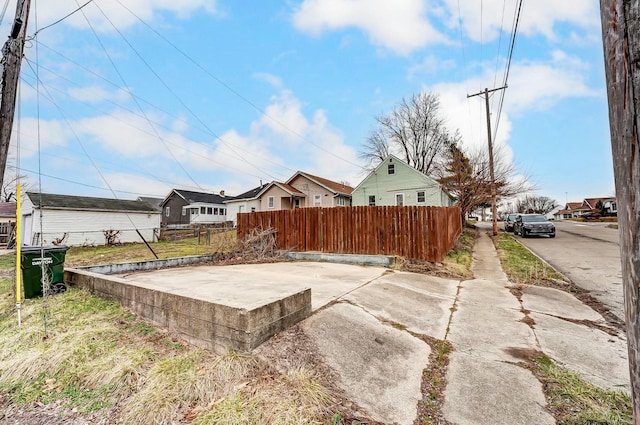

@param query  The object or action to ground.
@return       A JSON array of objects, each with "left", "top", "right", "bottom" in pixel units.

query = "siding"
[
  {"left": 352, "top": 159, "right": 451, "bottom": 207},
  {"left": 289, "top": 175, "right": 340, "bottom": 207},
  {"left": 162, "top": 195, "right": 189, "bottom": 226},
  {"left": 27, "top": 209, "right": 160, "bottom": 246},
  {"left": 260, "top": 185, "right": 300, "bottom": 210},
  {"left": 226, "top": 199, "right": 261, "bottom": 226}
]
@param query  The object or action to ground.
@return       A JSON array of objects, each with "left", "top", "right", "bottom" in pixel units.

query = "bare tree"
[
  {"left": 2, "top": 168, "right": 29, "bottom": 202},
  {"left": 438, "top": 143, "right": 531, "bottom": 223},
  {"left": 360, "top": 92, "right": 453, "bottom": 175},
  {"left": 515, "top": 195, "right": 557, "bottom": 214}
]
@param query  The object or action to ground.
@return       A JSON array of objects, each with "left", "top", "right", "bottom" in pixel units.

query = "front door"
[{"left": 395, "top": 193, "right": 404, "bottom": 206}]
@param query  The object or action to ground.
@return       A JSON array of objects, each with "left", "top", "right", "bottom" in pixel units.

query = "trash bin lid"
[{"left": 21, "top": 245, "right": 70, "bottom": 253}]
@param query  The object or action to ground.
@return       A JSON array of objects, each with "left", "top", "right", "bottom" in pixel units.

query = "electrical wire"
[
  {"left": 112, "top": 0, "right": 364, "bottom": 170},
  {"left": 73, "top": 0, "right": 203, "bottom": 192},
  {"left": 29, "top": 0, "right": 94, "bottom": 39},
  {"left": 91, "top": 1, "right": 285, "bottom": 181},
  {"left": 492, "top": 0, "right": 523, "bottom": 143}
]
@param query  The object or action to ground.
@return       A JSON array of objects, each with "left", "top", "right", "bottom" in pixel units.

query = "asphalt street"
[{"left": 505, "top": 220, "right": 624, "bottom": 323}]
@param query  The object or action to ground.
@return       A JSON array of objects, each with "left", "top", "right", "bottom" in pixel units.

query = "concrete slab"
[
  {"left": 443, "top": 352, "right": 555, "bottom": 425},
  {"left": 343, "top": 270, "right": 459, "bottom": 339},
  {"left": 530, "top": 312, "right": 630, "bottom": 393},
  {"left": 447, "top": 279, "right": 536, "bottom": 363},
  {"left": 521, "top": 285, "right": 605, "bottom": 322},
  {"left": 303, "top": 302, "right": 430, "bottom": 425},
  {"left": 120, "top": 261, "right": 387, "bottom": 311}
]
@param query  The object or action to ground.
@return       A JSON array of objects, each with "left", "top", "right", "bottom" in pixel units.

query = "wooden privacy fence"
[{"left": 237, "top": 205, "right": 462, "bottom": 263}]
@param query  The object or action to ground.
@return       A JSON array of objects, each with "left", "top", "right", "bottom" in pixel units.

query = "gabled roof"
[
  {"left": 287, "top": 171, "right": 354, "bottom": 196},
  {"left": 224, "top": 183, "right": 270, "bottom": 203},
  {"left": 565, "top": 202, "right": 582, "bottom": 210},
  {"left": 352, "top": 154, "right": 450, "bottom": 197},
  {"left": 0, "top": 202, "right": 15, "bottom": 217},
  {"left": 583, "top": 197, "right": 614, "bottom": 209},
  {"left": 259, "top": 181, "right": 305, "bottom": 197},
  {"left": 136, "top": 196, "right": 164, "bottom": 212},
  {"left": 161, "top": 189, "right": 227, "bottom": 206},
  {"left": 26, "top": 192, "right": 159, "bottom": 213}
]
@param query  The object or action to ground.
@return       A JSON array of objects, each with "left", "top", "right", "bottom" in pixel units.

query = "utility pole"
[
  {"left": 0, "top": 0, "right": 31, "bottom": 191},
  {"left": 600, "top": 0, "right": 640, "bottom": 422},
  {"left": 468, "top": 86, "right": 506, "bottom": 236}
]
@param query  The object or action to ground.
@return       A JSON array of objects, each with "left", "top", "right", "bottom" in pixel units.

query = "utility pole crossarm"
[{"left": 0, "top": 0, "right": 31, "bottom": 192}]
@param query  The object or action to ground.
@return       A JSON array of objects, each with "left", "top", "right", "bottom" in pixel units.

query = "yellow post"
[{"left": 15, "top": 181, "right": 22, "bottom": 326}]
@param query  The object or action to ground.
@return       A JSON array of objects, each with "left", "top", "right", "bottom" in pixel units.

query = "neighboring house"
[
  {"left": 0, "top": 202, "right": 16, "bottom": 246},
  {"left": 602, "top": 198, "right": 617, "bottom": 216},
  {"left": 224, "top": 182, "right": 269, "bottom": 226},
  {"left": 554, "top": 202, "right": 583, "bottom": 220},
  {"left": 545, "top": 205, "right": 563, "bottom": 220},
  {"left": 160, "top": 189, "right": 228, "bottom": 227},
  {"left": 285, "top": 171, "right": 353, "bottom": 208},
  {"left": 21, "top": 192, "right": 160, "bottom": 246},
  {"left": 351, "top": 154, "right": 455, "bottom": 207},
  {"left": 226, "top": 172, "right": 354, "bottom": 226},
  {"left": 136, "top": 196, "right": 164, "bottom": 213}
]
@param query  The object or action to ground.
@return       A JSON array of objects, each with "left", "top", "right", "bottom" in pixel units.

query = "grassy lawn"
[
  {"left": 65, "top": 231, "right": 236, "bottom": 267},
  {"left": 0, "top": 245, "right": 347, "bottom": 424},
  {"left": 492, "top": 232, "right": 566, "bottom": 287}
]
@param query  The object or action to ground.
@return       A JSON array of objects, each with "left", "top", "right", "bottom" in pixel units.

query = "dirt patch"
[
  {"left": 255, "top": 324, "right": 384, "bottom": 425},
  {"left": 408, "top": 332, "right": 453, "bottom": 425},
  {"left": 504, "top": 347, "right": 546, "bottom": 363}
]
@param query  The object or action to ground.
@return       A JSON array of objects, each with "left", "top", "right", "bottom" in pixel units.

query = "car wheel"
[
  {"left": 549, "top": 233, "right": 556, "bottom": 238},
  {"left": 522, "top": 229, "right": 528, "bottom": 238}
]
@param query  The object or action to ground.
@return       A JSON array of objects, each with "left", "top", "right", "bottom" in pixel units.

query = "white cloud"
[
  {"left": 25, "top": 0, "right": 218, "bottom": 33},
  {"left": 67, "top": 85, "right": 130, "bottom": 103},
  {"left": 253, "top": 73, "right": 283, "bottom": 89},
  {"left": 443, "top": 0, "right": 599, "bottom": 43},
  {"left": 292, "top": 0, "right": 448, "bottom": 55}
]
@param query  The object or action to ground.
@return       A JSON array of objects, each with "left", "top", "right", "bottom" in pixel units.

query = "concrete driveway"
[{"left": 121, "top": 237, "right": 630, "bottom": 425}]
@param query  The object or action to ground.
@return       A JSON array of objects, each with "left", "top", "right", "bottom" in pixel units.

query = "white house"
[
  {"left": 21, "top": 192, "right": 161, "bottom": 246},
  {"left": 224, "top": 183, "right": 269, "bottom": 226},
  {"left": 351, "top": 155, "right": 454, "bottom": 207}
]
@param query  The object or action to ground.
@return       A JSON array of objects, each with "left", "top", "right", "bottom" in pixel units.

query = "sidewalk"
[{"left": 442, "top": 230, "right": 629, "bottom": 424}]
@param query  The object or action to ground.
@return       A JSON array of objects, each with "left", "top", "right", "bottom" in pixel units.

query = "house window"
[
  {"left": 208, "top": 207, "right": 213, "bottom": 215},
  {"left": 191, "top": 208, "right": 197, "bottom": 215},
  {"left": 268, "top": 196, "right": 275, "bottom": 209},
  {"left": 200, "top": 207, "right": 206, "bottom": 214},
  {"left": 368, "top": 195, "right": 376, "bottom": 206},
  {"left": 395, "top": 193, "right": 404, "bottom": 206},
  {"left": 417, "top": 191, "right": 426, "bottom": 203},
  {"left": 294, "top": 199, "right": 300, "bottom": 208},
  {"left": 221, "top": 208, "right": 226, "bottom": 215},
  {"left": 314, "top": 194, "right": 322, "bottom": 206},
  {"left": 251, "top": 207, "right": 256, "bottom": 212},
  {"left": 388, "top": 164, "right": 395, "bottom": 175},
  {"left": 165, "top": 206, "right": 170, "bottom": 217},
  {"left": 336, "top": 197, "right": 345, "bottom": 206},
  {"left": 181, "top": 208, "right": 186, "bottom": 216}
]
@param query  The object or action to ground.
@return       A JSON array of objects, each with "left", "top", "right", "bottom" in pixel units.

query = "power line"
[
  {"left": 111, "top": 0, "right": 363, "bottom": 170},
  {"left": 73, "top": 0, "right": 203, "bottom": 192},
  {"left": 29, "top": 0, "right": 93, "bottom": 38}
]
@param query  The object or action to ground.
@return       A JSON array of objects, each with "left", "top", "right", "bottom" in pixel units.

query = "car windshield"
[
  {"left": 521, "top": 215, "right": 547, "bottom": 222},
  {"left": 508, "top": 214, "right": 517, "bottom": 220}
]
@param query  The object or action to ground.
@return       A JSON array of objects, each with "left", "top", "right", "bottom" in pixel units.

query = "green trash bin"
[{"left": 20, "top": 245, "right": 70, "bottom": 299}]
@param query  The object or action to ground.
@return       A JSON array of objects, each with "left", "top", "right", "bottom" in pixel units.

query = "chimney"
[{"left": 220, "top": 190, "right": 225, "bottom": 197}]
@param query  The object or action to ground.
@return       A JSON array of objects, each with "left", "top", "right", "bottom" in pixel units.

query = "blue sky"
[{"left": 7, "top": 0, "right": 611, "bottom": 207}]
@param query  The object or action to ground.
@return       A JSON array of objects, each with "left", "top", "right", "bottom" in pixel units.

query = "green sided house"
[{"left": 352, "top": 154, "right": 455, "bottom": 207}]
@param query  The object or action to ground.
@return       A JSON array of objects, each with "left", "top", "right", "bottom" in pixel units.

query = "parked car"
[
  {"left": 514, "top": 214, "right": 556, "bottom": 238},
  {"left": 504, "top": 214, "right": 518, "bottom": 232},
  {"left": 582, "top": 211, "right": 601, "bottom": 220}
]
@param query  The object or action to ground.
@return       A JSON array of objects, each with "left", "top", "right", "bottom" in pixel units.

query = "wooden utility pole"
[
  {"left": 0, "top": 0, "right": 31, "bottom": 191},
  {"left": 600, "top": 0, "right": 640, "bottom": 421},
  {"left": 468, "top": 86, "right": 506, "bottom": 236}
]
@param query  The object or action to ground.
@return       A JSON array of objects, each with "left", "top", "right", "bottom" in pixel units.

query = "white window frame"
[
  {"left": 388, "top": 164, "right": 395, "bottom": 175},
  {"left": 417, "top": 190, "right": 426, "bottom": 203},
  {"left": 313, "top": 194, "right": 322, "bottom": 206},
  {"left": 336, "top": 197, "right": 345, "bottom": 206},
  {"left": 395, "top": 193, "right": 404, "bottom": 206},
  {"left": 268, "top": 196, "right": 275, "bottom": 209},
  {"left": 165, "top": 206, "right": 170, "bottom": 217},
  {"left": 181, "top": 207, "right": 186, "bottom": 216}
]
